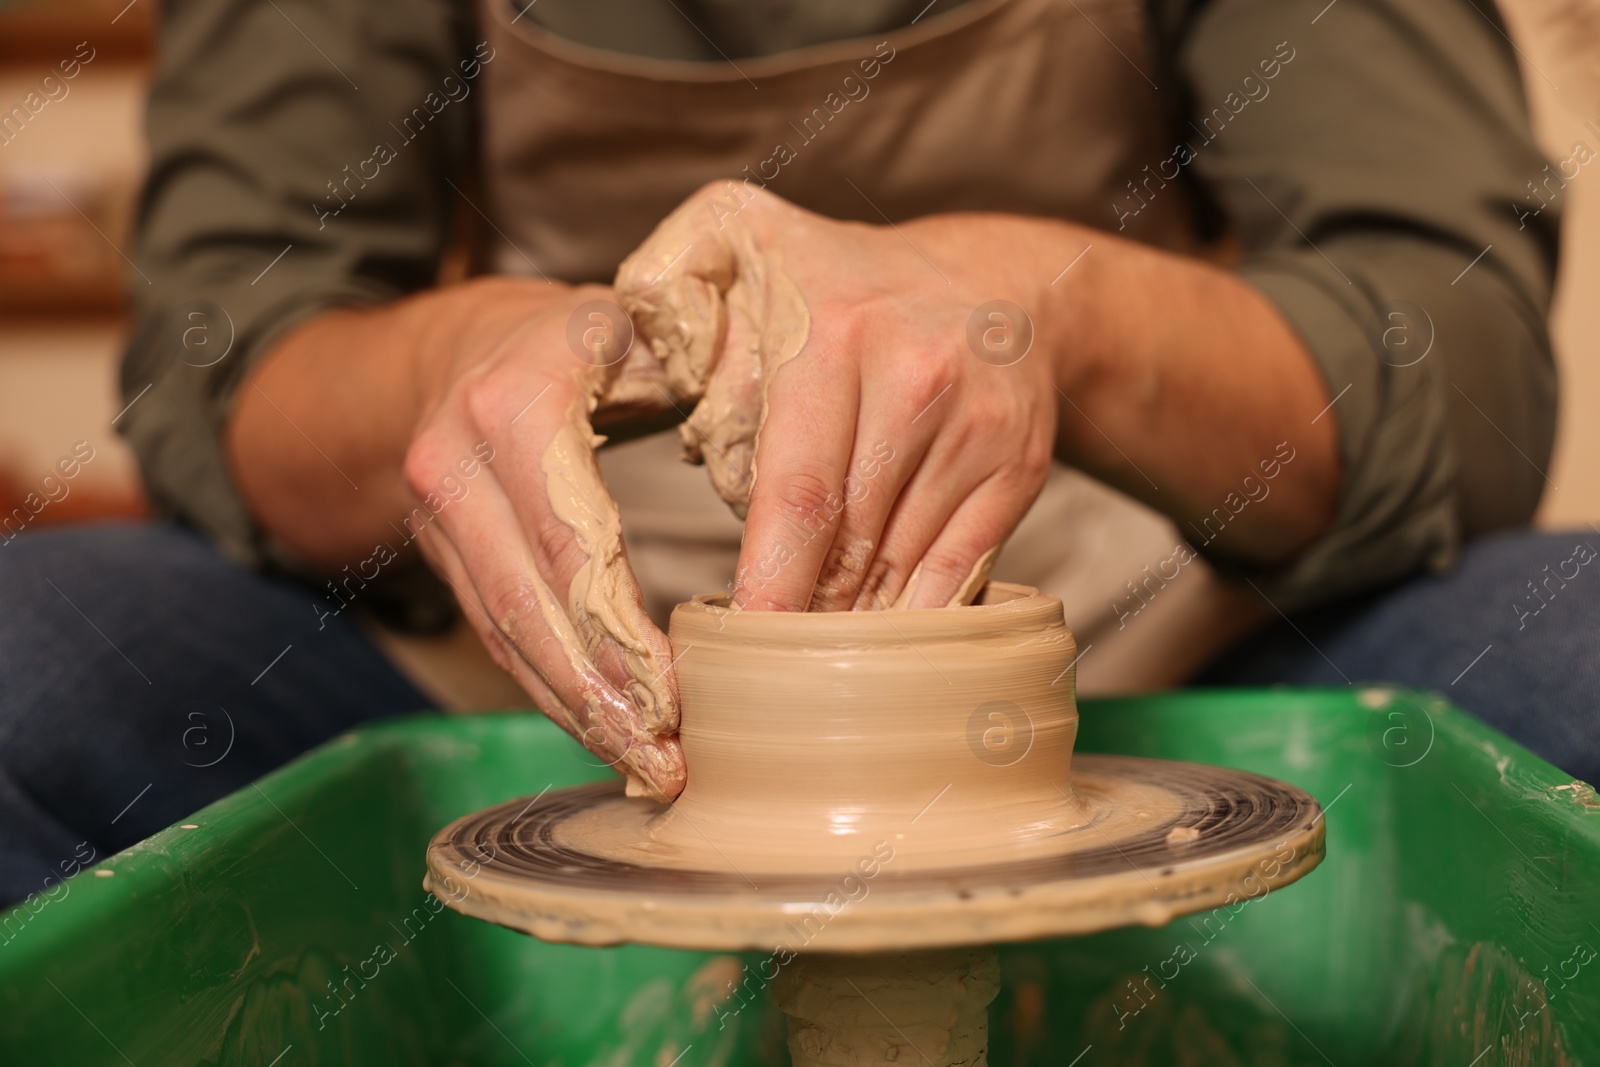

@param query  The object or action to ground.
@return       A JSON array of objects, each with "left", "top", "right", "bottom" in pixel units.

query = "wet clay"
[
  {"left": 535, "top": 392, "right": 682, "bottom": 798},
  {"left": 772, "top": 948, "right": 1000, "bottom": 1067},
  {"left": 542, "top": 189, "right": 996, "bottom": 798},
  {"left": 426, "top": 584, "right": 1326, "bottom": 1064},
  {"left": 611, "top": 185, "right": 996, "bottom": 607},
  {"left": 427, "top": 584, "right": 1325, "bottom": 949},
  {"left": 890, "top": 546, "right": 1000, "bottom": 610},
  {"left": 645, "top": 583, "right": 1083, "bottom": 870},
  {"left": 530, "top": 191, "right": 819, "bottom": 801},
  {"left": 428, "top": 756, "right": 1324, "bottom": 950},
  {"left": 615, "top": 181, "right": 812, "bottom": 518}
]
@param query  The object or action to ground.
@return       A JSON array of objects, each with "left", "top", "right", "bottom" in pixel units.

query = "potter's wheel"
[
  {"left": 426, "top": 755, "right": 1323, "bottom": 951},
  {"left": 425, "top": 584, "right": 1327, "bottom": 1065}
]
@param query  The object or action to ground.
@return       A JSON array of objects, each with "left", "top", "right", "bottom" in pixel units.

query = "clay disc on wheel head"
[{"left": 425, "top": 754, "right": 1325, "bottom": 953}]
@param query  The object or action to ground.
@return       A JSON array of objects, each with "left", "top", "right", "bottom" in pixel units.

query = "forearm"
[
  {"left": 1053, "top": 231, "right": 1339, "bottom": 561},
  {"left": 914, "top": 215, "right": 1339, "bottom": 564},
  {"left": 225, "top": 278, "right": 577, "bottom": 572}
]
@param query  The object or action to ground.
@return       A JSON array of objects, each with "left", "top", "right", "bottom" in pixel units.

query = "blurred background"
[{"left": 0, "top": 0, "right": 1593, "bottom": 532}]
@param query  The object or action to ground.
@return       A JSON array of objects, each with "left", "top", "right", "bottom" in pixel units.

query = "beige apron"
[{"left": 374, "top": 0, "right": 1259, "bottom": 706}]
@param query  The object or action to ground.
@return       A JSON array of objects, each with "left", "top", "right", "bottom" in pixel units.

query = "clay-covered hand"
[
  {"left": 404, "top": 281, "right": 685, "bottom": 800},
  {"left": 616, "top": 182, "right": 1058, "bottom": 612}
]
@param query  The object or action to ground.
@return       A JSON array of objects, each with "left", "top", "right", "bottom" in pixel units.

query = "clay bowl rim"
[{"left": 668, "top": 581, "right": 1067, "bottom": 645}]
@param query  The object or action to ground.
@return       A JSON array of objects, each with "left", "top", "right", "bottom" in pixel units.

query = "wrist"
[
  {"left": 399, "top": 276, "right": 584, "bottom": 432},
  {"left": 906, "top": 213, "right": 1105, "bottom": 395},
  {"left": 1034, "top": 229, "right": 1139, "bottom": 468}
]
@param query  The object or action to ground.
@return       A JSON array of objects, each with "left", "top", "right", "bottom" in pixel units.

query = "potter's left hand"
[{"left": 616, "top": 182, "right": 1057, "bottom": 611}]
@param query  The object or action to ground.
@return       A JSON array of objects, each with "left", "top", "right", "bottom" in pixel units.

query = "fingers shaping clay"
[{"left": 427, "top": 584, "right": 1325, "bottom": 1063}]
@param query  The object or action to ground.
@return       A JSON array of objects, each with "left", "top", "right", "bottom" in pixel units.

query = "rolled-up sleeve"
[
  {"left": 1168, "top": 0, "right": 1559, "bottom": 608},
  {"left": 118, "top": 0, "right": 474, "bottom": 568}
]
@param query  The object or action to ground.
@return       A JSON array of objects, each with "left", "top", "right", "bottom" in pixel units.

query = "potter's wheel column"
[{"left": 770, "top": 948, "right": 1001, "bottom": 1067}]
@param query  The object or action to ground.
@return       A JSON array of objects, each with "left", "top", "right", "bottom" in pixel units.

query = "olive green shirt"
[{"left": 120, "top": 0, "right": 1559, "bottom": 615}]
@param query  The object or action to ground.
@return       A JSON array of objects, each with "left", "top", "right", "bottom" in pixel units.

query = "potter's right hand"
[
  {"left": 616, "top": 184, "right": 1057, "bottom": 615},
  {"left": 401, "top": 280, "right": 686, "bottom": 800}
]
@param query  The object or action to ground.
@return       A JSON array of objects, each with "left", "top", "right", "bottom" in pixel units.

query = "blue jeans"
[
  {"left": 1197, "top": 527, "right": 1600, "bottom": 785},
  {"left": 0, "top": 524, "right": 430, "bottom": 907},
  {"left": 1, "top": 523, "right": 1595, "bottom": 907}
]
